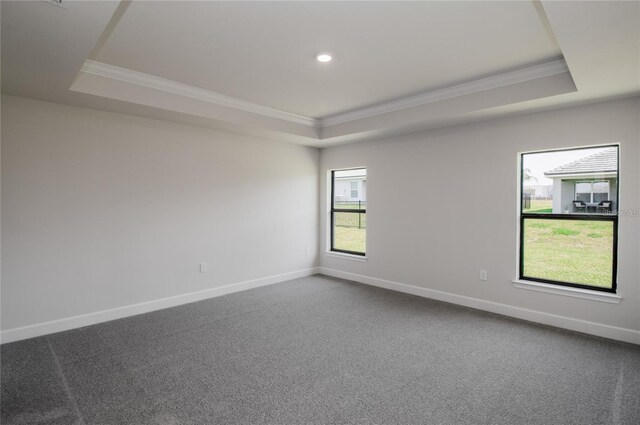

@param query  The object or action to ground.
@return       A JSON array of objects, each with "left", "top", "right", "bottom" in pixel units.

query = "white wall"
[
  {"left": 3, "top": 95, "right": 639, "bottom": 344},
  {"left": 320, "top": 98, "right": 640, "bottom": 341},
  {"left": 1, "top": 95, "right": 319, "bottom": 333}
]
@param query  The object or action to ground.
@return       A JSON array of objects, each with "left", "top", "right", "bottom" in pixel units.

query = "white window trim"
[
  {"left": 324, "top": 251, "right": 368, "bottom": 262},
  {"left": 512, "top": 279, "right": 621, "bottom": 304}
]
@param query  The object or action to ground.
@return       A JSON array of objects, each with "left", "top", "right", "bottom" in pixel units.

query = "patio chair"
[
  {"left": 572, "top": 200, "right": 587, "bottom": 213},
  {"left": 597, "top": 200, "right": 613, "bottom": 213}
]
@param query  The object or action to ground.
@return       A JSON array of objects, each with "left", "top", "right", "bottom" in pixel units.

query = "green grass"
[
  {"left": 334, "top": 212, "right": 366, "bottom": 229},
  {"left": 334, "top": 226, "right": 366, "bottom": 253},
  {"left": 523, "top": 219, "right": 613, "bottom": 288},
  {"left": 334, "top": 202, "right": 367, "bottom": 210},
  {"left": 528, "top": 221, "right": 552, "bottom": 229},
  {"left": 552, "top": 227, "right": 580, "bottom": 236},
  {"left": 523, "top": 199, "right": 553, "bottom": 213},
  {"left": 333, "top": 211, "right": 366, "bottom": 253}
]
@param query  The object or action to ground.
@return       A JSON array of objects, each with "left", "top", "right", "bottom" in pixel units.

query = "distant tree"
[{"left": 523, "top": 168, "right": 538, "bottom": 184}]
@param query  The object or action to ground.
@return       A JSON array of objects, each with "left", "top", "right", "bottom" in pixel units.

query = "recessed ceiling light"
[{"left": 316, "top": 53, "right": 333, "bottom": 63}]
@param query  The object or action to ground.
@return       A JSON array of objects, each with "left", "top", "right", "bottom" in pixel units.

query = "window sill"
[
  {"left": 324, "top": 251, "right": 367, "bottom": 262},
  {"left": 512, "top": 279, "right": 622, "bottom": 304}
]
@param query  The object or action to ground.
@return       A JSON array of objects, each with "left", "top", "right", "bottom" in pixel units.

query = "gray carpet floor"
[{"left": 1, "top": 275, "right": 639, "bottom": 425}]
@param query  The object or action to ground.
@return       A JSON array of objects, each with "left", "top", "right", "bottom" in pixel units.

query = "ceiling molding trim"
[
  {"left": 320, "top": 58, "right": 570, "bottom": 127},
  {"left": 80, "top": 58, "right": 569, "bottom": 131},
  {"left": 80, "top": 60, "right": 319, "bottom": 127}
]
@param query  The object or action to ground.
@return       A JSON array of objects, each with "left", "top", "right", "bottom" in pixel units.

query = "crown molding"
[
  {"left": 80, "top": 58, "right": 569, "bottom": 133},
  {"left": 319, "top": 59, "right": 570, "bottom": 127},
  {"left": 80, "top": 60, "right": 319, "bottom": 128}
]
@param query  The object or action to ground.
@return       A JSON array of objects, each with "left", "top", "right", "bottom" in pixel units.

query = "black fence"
[{"left": 334, "top": 201, "right": 367, "bottom": 229}]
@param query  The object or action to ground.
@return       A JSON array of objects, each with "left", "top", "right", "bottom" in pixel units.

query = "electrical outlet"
[
  {"left": 479, "top": 269, "right": 488, "bottom": 281},
  {"left": 199, "top": 263, "right": 207, "bottom": 273}
]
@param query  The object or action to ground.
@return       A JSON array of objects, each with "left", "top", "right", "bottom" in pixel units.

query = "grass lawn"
[
  {"left": 333, "top": 211, "right": 367, "bottom": 254},
  {"left": 523, "top": 199, "right": 552, "bottom": 213},
  {"left": 523, "top": 218, "right": 613, "bottom": 288},
  {"left": 334, "top": 226, "right": 366, "bottom": 253},
  {"left": 334, "top": 201, "right": 366, "bottom": 210}
]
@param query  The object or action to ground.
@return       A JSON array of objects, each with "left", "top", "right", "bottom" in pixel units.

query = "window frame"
[
  {"left": 350, "top": 181, "right": 358, "bottom": 199},
  {"left": 519, "top": 145, "right": 619, "bottom": 293},
  {"left": 330, "top": 168, "right": 367, "bottom": 256}
]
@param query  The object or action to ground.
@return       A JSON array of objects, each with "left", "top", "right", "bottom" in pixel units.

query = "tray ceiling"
[
  {"left": 2, "top": 1, "right": 638, "bottom": 147},
  {"left": 92, "top": 1, "right": 563, "bottom": 119}
]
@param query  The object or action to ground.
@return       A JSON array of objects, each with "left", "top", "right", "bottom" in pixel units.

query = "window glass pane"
[
  {"left": 350, "top": 181, "right": 358, "bottom": 198},
  {"left": 593, "top": 193, "right": 609, "bottom": 203},
  {"left": 522, "top": 147, "right": 617, "bottom": 214},
  {"left": 575, "top": 182, "right": 591, "bottom": 193},
  {"left": 522, "top": 218, "right": 613, "bottom": 289},
  {"left": 333, "top": 212, "right": 366, "bottom": 253},
  {"left": 576, "top": 193, "right": 591, "bottom": 203},
  {"left": 333, "top": 168, "right": 366, "bottom": 209},
  {"left": 593, "top": 181, "right": 609, "bottom": 193}
]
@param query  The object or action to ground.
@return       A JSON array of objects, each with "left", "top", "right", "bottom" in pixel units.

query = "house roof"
[{"left": 544, "top": 147, "right": 618, "bottom": 177}]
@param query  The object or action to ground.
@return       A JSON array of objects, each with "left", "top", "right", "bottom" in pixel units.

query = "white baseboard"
[
  {"left": 0, "top": 267, "right": 319, "bottom": 344},
  {"left": 318, "top": 267, "right": 640, "bottom": 345},
  {"left": 5, "top": 266, "right": 638, "bottom": 346}
]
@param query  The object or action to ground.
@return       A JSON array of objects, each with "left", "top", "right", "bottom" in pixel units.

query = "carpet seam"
[{"left": 47, "top": 337, "right": 87, "bottom": 425}]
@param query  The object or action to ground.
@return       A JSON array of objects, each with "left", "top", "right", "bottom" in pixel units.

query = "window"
[
  {"left": 331, "top": 168, "right": 366, "bottom": 255},
  {"left": 350, "top": 181, "right": 358, "bottom": 199},
  {"left": 576, "top": 181, "right": 610, "bottom": 204},
  {"left": 520, "top": 146, "right": 618, "bottom": 292}
]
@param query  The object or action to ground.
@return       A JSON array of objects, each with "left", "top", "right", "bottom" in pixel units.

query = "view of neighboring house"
[
  {"left": 333, "top": 170, "right": 367, "bottom": 203},
  {"left": 544, "top": 147, "right": 618, "bottom": 213}
]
